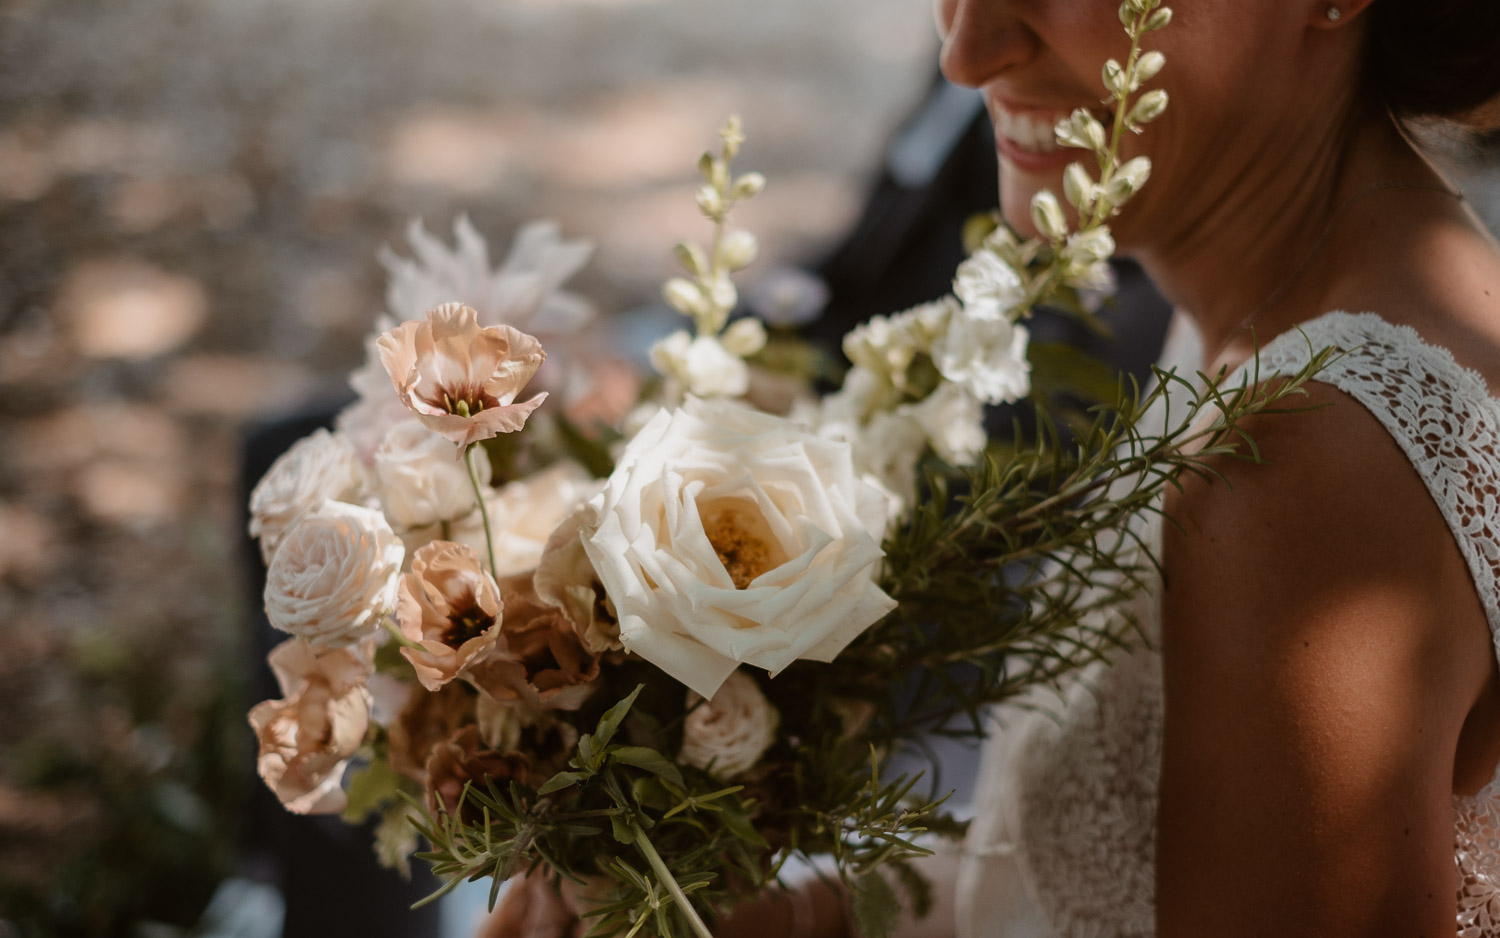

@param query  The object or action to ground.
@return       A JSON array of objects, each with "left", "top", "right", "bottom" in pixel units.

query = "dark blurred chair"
[{"left": 235, "top": 76, "right": 1172, "bottom": 938}]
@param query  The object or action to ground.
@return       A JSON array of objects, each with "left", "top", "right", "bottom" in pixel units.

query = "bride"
[{"left": 491, "top": 0, "right": 1500, "bottom": 934}]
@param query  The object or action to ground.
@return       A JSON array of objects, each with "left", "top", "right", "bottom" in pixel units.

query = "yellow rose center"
[{"left": 704, "top": 507, "right": 774, "bottom": 590}]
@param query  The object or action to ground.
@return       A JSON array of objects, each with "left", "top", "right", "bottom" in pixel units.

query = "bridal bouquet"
[{"left": 246, "top": 3, "right": 1326, "bottom": 935}]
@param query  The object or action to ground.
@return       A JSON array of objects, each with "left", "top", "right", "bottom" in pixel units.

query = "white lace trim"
[
  {"left": 971, "top": 311, "right": 1500, "bottom": 937},
  {"left": 1251, "top": 310, "right": 1500, "bottom": 937}
]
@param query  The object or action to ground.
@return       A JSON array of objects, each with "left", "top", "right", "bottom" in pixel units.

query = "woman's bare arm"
[{"left": 1156, "top": 382, "right": 1494, "bottom": 937}]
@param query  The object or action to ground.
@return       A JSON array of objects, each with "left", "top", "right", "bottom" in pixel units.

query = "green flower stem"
[
  {"left": 464, "top": 442, "right": 499, "bottom": 582},
  {"left": 633, "top": 822, "right": 714, "bottom": 938}
]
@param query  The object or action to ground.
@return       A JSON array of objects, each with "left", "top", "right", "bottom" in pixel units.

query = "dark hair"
[{"left": 1368, "top": 0, "right": 1500, "bottom": 129}]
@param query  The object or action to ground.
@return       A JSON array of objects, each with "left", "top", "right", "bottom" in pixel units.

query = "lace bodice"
[{"left": 958, "top": 311, "right": 1500, "bottom": 938}]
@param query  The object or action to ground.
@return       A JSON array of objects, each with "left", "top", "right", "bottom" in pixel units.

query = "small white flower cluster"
[{"left": 649, "top": 116, "right": 769, "bottom": 402}]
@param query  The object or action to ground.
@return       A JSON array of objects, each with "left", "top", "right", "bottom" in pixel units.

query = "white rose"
[
  {"left": 454, "top": 461, "right": 600, "bottom": 577},
  {"left": 248, "top": 429, "right": 367, "bottom": 564},
  {"left": 265, "top": 500, "right": 405, "bottom": 648},
  {"left": 679, "top": 670, "right": 779, "bottom": 779},
  {"left": 649, "top": 330, "right": 750, "bottom": 399},
  {"left": 581, "top": 397, "right": 897, "bottom": 700},
  {"left": 931, "top": 306, "right": 1031, "bottom": 405},
  {"left": 373, "top": 420, "right": 490, "bottom": 529}
]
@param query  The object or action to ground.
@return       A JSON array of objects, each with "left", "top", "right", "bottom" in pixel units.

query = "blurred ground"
[{"left": 0, "top": 0, "right": 934, "bottom": 931}]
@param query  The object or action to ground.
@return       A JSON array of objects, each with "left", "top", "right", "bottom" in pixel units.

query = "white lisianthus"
[
  {"left": 373, "top": 421, "right": 490, "bottom": 530},
  {"left": 249, "top": 429, "right": 367, "bottom": 564},
  {"left": 679, "top": 670, "right": 779, "bottom": 779},
  {"left": 954, "top": 249, "right": 1026, "bottom": 319},
  {"left": 841, "top": 299, "right": 955, "bottom": 397},
  {"left": 455, "top": 461, "right": 600, "bottom": 577},
  {"left": 265, "top": 500, "right": 405, "bottom": 648},
  {"left": 931, "top": 307, "right": 1031, "bottom": 405},
  {"left": 906, "top": 382, "right": 987, "bottom": 467},
  {"left": 580, "top": 397, "right": 897, "bottom": 700},
  {"left": 649, "top": 330, "right": 749, "bottom": 399}
]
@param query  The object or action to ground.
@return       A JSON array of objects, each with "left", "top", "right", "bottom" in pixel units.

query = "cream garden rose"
[
  {"left": 265, "top": 500, "right": 405, "bottom": 648},
  {"left": 248, "top": 638, "right": 373, "bottom": 814},
  {"left": 374, "top": 420, "right": 492, "bottom": 529},
  {"left": 679, "top": 669, "right": 779, "bottom": 779},
  {"left": 249, "top": 429, "right": 367, "bottom": 563},
  {"left": 580, "top": 396, "right": 897, "bottom": 700}
]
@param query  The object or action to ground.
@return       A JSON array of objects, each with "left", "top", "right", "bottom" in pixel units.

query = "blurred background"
[
  {"left": 2, "top": 0, "right": 1498, "bottom": 936},
  {"left": 0, "top": 0, "right": 937, "bottom": 935}
]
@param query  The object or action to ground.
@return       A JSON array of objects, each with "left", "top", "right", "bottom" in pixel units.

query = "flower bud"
[
  {"left": 720, "top": 317, "right": 768, "bottom": 358},
  {"left": 707, "top": 276, "right": 738, "bottom": 316},
  {"left": 1102, "top": 59, "right": 1127, "bottom": 97},
  {"left": 1030, "top": 190, "right": 1069, "bottom": 242},
  {"left": 1128, "top": 90, "right": 1169, "bottom": 127},
  {"left": 1065, "top": 227, "right": 1116, "bottom": 266},
  {"left": 674, "top": 242, "right": 708, "bottom": 278},
  {"left": 1066, "top": 109, "right": 1108, "bottom": 153},
  {"left": 1063, "top": 162, "right": 1097, "bottom": 212},
  {"left": 664, "top": 278, "right": 707, "bottom": 317},
  {"left": 1146, "top": 7, "right": 1172, "bottom": 30},
  {"left": 1116, "top": 156, "right": 1152, "bottom": 192},
  {"left": 1134, "top": 51, "right": 1166, "bottom": 87},
  {"left": 697, "top": 152, "right": 715, "bottom": 183},
  {"left": 717, "top": 230, "right": 759, "bottom": 271},
  {"left": 731, "top": 172, "right": 766, "bottom": 200},
  {"left": 696, "top": 184, "right": 724, "bottom": 218}
]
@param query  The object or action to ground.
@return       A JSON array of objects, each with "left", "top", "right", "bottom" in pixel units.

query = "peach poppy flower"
[
  {"left": 377, "top": 302, "right": 548, "bottom": 448},
  {"left": 386, "top": 680, "right": 476, "bottom": 783},
  {"left": 395, "top": 541, "right": 505, "bottom": 691},
  {"left": 424, "top": 725, "right": 533, "bottom": 820},
  {"left": 469, "top": 572, "right": 599, "bottom": 711},
  {"left": 248, "top": 638, "right": 373, "bottom": 815}
]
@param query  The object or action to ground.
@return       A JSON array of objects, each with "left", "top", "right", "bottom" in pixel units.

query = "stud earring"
[{"left": 1326, "top": 5, "right": 1342, "bottom": 20}]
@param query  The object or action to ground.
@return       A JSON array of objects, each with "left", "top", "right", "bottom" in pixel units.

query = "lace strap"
[{"left": 1245, "top": 310, "right": 1500, "bottom": 668}]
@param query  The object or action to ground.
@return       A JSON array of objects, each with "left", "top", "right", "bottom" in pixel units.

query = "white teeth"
[{"left": 997, "top": 108, "right": 1067, "bottom": 155}]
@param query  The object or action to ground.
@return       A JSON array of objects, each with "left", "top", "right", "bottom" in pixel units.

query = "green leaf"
[
  {"left": 594, "top": 685, "right": 644, "bottom": 750},
  {"left": 610, "top": 814, "right": 638, "bottom": 845},
  {"left": 850, "top": 870, "right": 902, "bottom": 938},
  {"left": 610, "top": 746, "right": 686, "bottom": 788},
  {"left": 538, "top": 770, "right": 589, "bottom": 796},
  {"left": 342, "top": 759, "right": 405, "bottom": 824}
]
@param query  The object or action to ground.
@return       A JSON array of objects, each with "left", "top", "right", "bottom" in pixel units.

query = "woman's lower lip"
[{"left": 994, "top": 130, "right": 1080, "bottom": 173}]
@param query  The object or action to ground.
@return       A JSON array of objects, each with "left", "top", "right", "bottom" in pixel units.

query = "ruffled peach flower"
[
  {"left": 395, "top": 541, "right": 505, "bottom": 691},
  {"left": 424, "top": 725, "right": 533, "bottom": 820},
  {"left": 377, "top": 302, "right": 548, "bottom": 448},
  {"left": 470, "top": 572, "right": 599, "bottom": 711},
  {"left": 248, "top": 638, "right": 373, "bottom": 815},
  {"left": 386, "top": 680, "right": 476, "bottom": 782}
]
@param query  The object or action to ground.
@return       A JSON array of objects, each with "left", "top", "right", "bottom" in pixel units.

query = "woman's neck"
[{"left": 1130, "top": 106, "right": 1449, "bottom": 370}]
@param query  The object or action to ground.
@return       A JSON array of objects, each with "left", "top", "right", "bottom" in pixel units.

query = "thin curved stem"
[
  {"left": 633, "top": 823, "right": 714, "bottom": 938},
  {"left": 465, "top": 443, "right": 500, "bottom": 582}
]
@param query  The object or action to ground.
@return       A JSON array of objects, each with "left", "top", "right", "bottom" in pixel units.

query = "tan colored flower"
[
  {"left": 534, "top": 503, "right": 622, "bottom": 655},
  {"left": 679, "top": 669, "right": 779, "bottom": 779},
  {"left": 264, "top": 500, "right": 404, "bottom": 649},
  {"left": 395, "top": 541, "right": 505, "bottom": 691},
  {"left": 377, "top": 302, "right": 547, "bottom": 448},
  {"left": 248, "top": 428, "right": 367, "bottom": 564},
  {"left": 248, "top": 638, "right": 373, "bottom": 815},
  {"left": 386, "top": 680, "right": 476, "bottom": 782},
  {"left": 424, "top": 725, "right": 533, "bottom": 820},
  {"left": 470, "top": 572, "right": 599, "bottom": 711}
]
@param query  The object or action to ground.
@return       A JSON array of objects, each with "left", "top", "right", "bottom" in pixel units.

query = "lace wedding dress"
[{"left": 945, "top": 310, "right": 1500, "bottom": 938}]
